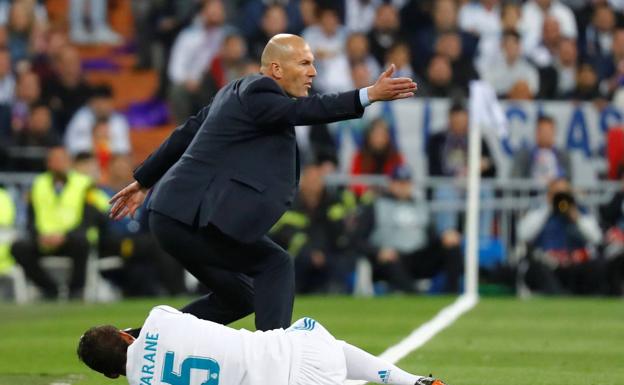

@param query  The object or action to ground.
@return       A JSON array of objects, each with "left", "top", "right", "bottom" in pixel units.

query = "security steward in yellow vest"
[
  {"left": 11, "top": 146, "right": 99, "bottom": 299},
  {"left": 0, "top": 186, "right": 16, "bottom": 276}
]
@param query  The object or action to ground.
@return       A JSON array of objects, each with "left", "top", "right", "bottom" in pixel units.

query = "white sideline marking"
[{"left": 345, "top": 294, "right": 478, "bottom": 385}]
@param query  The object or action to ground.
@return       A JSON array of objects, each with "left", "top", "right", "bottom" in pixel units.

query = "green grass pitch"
[{"left": 0, "top": 296, "right": 622, "bottom": 385}]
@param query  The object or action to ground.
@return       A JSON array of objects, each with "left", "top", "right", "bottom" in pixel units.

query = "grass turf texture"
[{"left": 0, "top": 296, "right": 621, "bottom": 385}]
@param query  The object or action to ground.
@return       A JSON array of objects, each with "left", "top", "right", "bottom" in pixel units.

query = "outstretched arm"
[
  {"left": 109, "top": 103, "right": 212, "bottom": 220},
  {"left": 244, "top": 64, "right": 416, "bottom": 127}
]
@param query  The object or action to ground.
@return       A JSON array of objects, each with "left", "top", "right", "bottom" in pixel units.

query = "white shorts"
[{"left": 286, "top": 318, "right": 347, "bottom": 385}]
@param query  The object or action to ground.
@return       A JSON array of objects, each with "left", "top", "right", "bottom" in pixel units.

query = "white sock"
[{"left": 341, "top": 341, "right": 425, "bottom": 385}]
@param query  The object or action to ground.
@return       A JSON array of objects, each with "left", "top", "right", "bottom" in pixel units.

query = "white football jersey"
[{"left": 126, "top": 306, "right": 293, "bottom": 385}]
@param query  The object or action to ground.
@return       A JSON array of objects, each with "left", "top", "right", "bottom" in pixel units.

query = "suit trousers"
[{"left": 149, "top": 210, "right": 295, "bottom": 331}]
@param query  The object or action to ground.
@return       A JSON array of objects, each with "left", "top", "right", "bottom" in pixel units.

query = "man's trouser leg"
[{"left": 149, "top": 211, "right": 295, "bottom": 330}]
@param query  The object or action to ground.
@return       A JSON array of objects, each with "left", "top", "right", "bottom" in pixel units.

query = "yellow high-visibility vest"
[
  {"left": 31, "top": 172, "right": 92, "bottom": 235},
  {"left": 0, "top": 188, "right": 16, "bottom": 273}
]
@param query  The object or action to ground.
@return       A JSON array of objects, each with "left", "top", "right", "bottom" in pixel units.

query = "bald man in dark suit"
[{"left": 110, "top": 34, "right": 417, "bottom": 330}]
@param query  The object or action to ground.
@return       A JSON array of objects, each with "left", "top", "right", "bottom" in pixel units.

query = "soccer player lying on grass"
[{"left": 77, "top": 305, "right": 448, "bottom": 385}]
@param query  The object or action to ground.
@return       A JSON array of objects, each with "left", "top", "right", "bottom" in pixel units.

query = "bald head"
[
  {"left": 260, "top": 34, "right": 306, "bottom": 71},
  {"left": 259, "top": 34, "right": 317, "bottom": 97}
]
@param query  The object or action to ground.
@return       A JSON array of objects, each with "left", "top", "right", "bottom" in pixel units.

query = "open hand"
[
  {"left": 109, "top": 181, "right": 148, "bottom": 220},
  {"left": 367, "top": 64, "right": 417, "bottom": 102}
]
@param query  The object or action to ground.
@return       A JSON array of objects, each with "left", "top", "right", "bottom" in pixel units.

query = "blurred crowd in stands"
[{"left": 1, "top": 0, "right": 624, "bottom": 300}]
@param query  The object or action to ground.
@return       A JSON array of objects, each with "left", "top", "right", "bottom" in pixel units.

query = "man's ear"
[
  {"left": 271, "top": 62, "right": 282, "bottom": 79},
  {"left": 118, "top": 330, "right": 136, "bottom": 344}
]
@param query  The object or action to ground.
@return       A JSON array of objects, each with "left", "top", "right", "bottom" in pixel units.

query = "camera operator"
[{"left": 517, "top": 177, "right": 607, "bottom": 295}]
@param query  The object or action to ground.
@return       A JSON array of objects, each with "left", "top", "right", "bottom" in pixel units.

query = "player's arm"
[
  {"left": 109, "top": 103, "right": 211, "bottom": 220},
  {"left": 244, "top": 65, "right": 416, "bottom": 126}
]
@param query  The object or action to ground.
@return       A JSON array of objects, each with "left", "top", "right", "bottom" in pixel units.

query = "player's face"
[{"left": 281, "top": 43, "right": 316, "bottom": 97}]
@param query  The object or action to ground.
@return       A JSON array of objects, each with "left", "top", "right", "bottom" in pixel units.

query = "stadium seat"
[
  {"left": 83, "top": 254, "right": 124, "bottom": 302},
  {"left": 8, "top": 264, "right": 29, "bottom": 304},
  {"left": 352, "top": 257, "right": 374, "bottom": 297},
  {"left": 14, "top": 252, "right": 124, "bottom": 303}
]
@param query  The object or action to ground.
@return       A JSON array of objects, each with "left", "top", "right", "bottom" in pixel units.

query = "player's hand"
[
  {"left": 109, "top": 181, "right": 148, "bottom": 220},
  {"left": 39, "top": 234, "right": 66, "bottom": 249},
  {"left": 367, "top": 64, "right": 417, "bottom": 102}
]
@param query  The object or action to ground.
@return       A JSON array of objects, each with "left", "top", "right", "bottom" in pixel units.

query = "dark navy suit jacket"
[{"left": 134, "top": 74, "right": 364, "bottom": 243}]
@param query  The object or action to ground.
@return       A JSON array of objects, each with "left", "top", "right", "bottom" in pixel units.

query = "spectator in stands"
[
  {"left": 511, "top": 115, "right": 571, "bottom": 184},
  {"left": 0, "top": 0, "right": 47, "bottom": 27},
  {"left": 199, "top": 33, "right": 249, "bottom": 104},
  {"left": 344, "top": 0, "right": 378, "bottom": 34},
  {"left": 237, "top": 0, "right": 302, "bottom": 38},
  {"left": 168, "top": 0, "right": 233, "bottom": 123},
  {"left": 298, "top": 0, "right": 318, "bottom": 32},
  {"left": 580, "top": 3, "right": 617, "bottom": 79},
  {"left": 0, "top": 185, "right": 16, "bottom": 284},
  {"left": 302, "top": 5, "right": 351, "bottom": 92},
  {"left": 44, "top": 45, "right": 93, "bottom": 135},
  {"left": 458, "top": 0, "right": 501, "bottom": 71},
  {"left": 270, "top": 160, "right": 360, "bottom": 294},
  {"left": 351, "top": 117, "right": 404, "bottom": 196},
  {"left": 64, "top": 85, "right": 130, "bottom": 157},
  {"left": 13, "top": 101, "right": 58, "bottom": 147},
  {"left": 434, "top": 30, "right": 479, "bottom": 93},
  {"left": 72, "top": 151, "right": 100, "bottom": 182},
  {"left": 350, "top": 60, "right": 372, "bottom": 92},
  {"left": 368, "top": 3, "right": 403, "bottom": 67},
  {"left": 530, "top": 17, "right": 563, "bottom": 98},
  {"left": 8, "top": 101, "right": 57, "bottom": 172},
  {"left": 69, "top": 0, "right": 122, "bottom": 44},
  {"left": 97, "top": 155, "right": 187, "bottom": 296},
  {"left": 419, "top": 54, "right": 463, "bottom": 99},
  {"left": 554, "top": 38, "right": 579, "bottom": 98},
  {"left": 517, "top": 177, "right": 605, "bottom": 295},
  {"left": 6, "top": 0, "right": 41, "bottom": 67},
  {"left": 570, "top": 61, "right": 602, "bottom": 100},
  {"left": 530, "top": 16, "right": 562, "bottom": 69},
  {"left": 357, "top": 165, "right": 462, "bottom": 293},
  {"left": 30, "top": 28, "right": 69, "bottom": 84},
  {"left": 345, "top": 32, "right": 380, "bottom": 83},
  {"left": 599, "top": 27, "right": 624, "bottom": 97},
  {"left": 148, "top": 0, "right": 197, "bottom": 98},
  {"left": 384, "top": 41, "right": 413, "bottom": 79},
  {"left": 10, "top": 69, "right": 40, "bottom": 136},
  {"left": 412, "top": 0, "right": 477, "bottom": 73},
  {"left": 427, "top": 101, "right": 496, "bottom": 237},
  {"left": 519, "top": 0, "right": 577, "bottom": 55},
  {"left": 0, "top": 46, "right": 13, "bottom": 136},
  {"left": 480, "top": 29, "right": 540, "bottom": 99},
  {"left": 130, "top": 0, "right": 152, "bottom": 70},
  {"left": 248, "top": 4, "right": 288, "bottom": 61},
  {"left": 11, "top": 146, "right": 98, "bottom": 299}
]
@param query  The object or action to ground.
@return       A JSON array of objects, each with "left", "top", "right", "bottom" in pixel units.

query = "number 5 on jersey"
[{"left": 161, "top": 352, "right": 220, "bottom": 385}]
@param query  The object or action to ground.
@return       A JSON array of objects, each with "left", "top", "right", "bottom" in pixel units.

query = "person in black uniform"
[{"left": 109, "top": 34, "right": 417, "bottom": 330}]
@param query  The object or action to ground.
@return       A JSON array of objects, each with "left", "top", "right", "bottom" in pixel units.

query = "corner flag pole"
[
  {"left": 465, "top": 82, "right": 482, "bottom": 298},
  {"left": 465, "top": 81, "right": 509, "bottom": 298}
]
